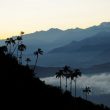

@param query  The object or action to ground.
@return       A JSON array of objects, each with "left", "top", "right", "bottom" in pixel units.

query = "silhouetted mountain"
[
  {"left": 42, "top": 31, "right": 110, "bottom": 67},
  {"left": 50, "top": 31, "right": 110, "bottom": 53},
  {"left": 0, "top": 46, "right": 109, "bottom": 110},
  {"left": 5, "top": 22, "right": 110, "bottom": 53},
  {"left": 1, "top": 22, "right": 110, "bottom": 67},
  {"left": 81, "top": 62, "right": 110, "bottom": 74}
]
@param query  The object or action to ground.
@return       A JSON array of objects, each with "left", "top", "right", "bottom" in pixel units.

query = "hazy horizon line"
[{"left": 0, "top": 21, "right": 110, "bottom": 40}]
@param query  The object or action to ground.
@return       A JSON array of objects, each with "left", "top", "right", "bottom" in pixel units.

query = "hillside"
[{"left": 0, "top": 46, "right": 110, "bottom": 110}]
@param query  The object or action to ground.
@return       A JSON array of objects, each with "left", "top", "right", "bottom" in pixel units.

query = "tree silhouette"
[
  {"left": 25, "top": 57, "right": 31, "bottom": 66},
  {"left": 33, "top": 48, "right": 43, "bottom": 74},
  {"left": 83, "top": 86, "right": 91, "bottom": 100},
  {"left": 63, "top": 65, "right": 70, "bottom": 91},
  {"left": 16, "top": 36, "right": 22, "bottom": 58},
  {"left": 74, "top": 69, "right": 81, "bottom": 97},
  {"left": 5, "top": 38, "right": 11, "bottom": 53},
  {"left": 56, "top": 70, "right": 64, "bottom": 89},
  {"left": 5, "top": 38, "right": 16, "bottom": 54},
  {"left": 18, "top": 44, "right": 26, "bottom": 64},
  {"left": 16, "top": 31, "right": 24, "bottom": 58},
  {"left": 69, "top": 70, "right": 75, "bottom": 95},
  {"left": 0, "top": 46, "right": 8, "bottom": 55}
]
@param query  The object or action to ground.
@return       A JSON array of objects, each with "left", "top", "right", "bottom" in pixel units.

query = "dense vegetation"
[{"left": 0, "top": 43, "right": 110, "bottom": 109}]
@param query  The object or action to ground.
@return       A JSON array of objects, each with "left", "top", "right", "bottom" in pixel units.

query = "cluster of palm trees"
[
  {"left": 4, "top": 32, "right": 43, "bottom": 74},
  {"left": 56, "top": 65, "right": 91, "bottom": 99},
  {"left": 5, "top": 31, "right": 26, "bottom": 64},
  {"left": 56, "top": 65, "right": 81, "bottom": 97}
]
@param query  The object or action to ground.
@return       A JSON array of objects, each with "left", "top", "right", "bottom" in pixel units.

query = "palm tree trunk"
[
  {"left": 27, "top": 61, "right": 28, "bottom": 66},
  {"left": 70, "top": 79, "right": 72, "bottom": 95},
  {"left": 65, "top": 77, "right": 67, "bottom": 91},
  {"left": 12, "top": 44, "right": 17, "bottom": 56},
  {"left": 21, "top": 52, "right": 22, "bottom": 64},
  {"left": 60, "top": 77, "right": 61, "bottom": 89},
  {"left": 19, "top": 51, "right": 22, "bottom": 64},
  {"left": 86, "top": 93, "right": 87, "bottom": 100},
  {"left": 9, "top": 44, "right": 11, "bottom": 54},
  {"left": 17, "top": 41, "right": 19, "bottom": 59},
  {"left": 75, "top": 78, "right": 77, "bottom": 97},
  {"left": 33, "top": 55, "right": 38, "bottom": 74}
]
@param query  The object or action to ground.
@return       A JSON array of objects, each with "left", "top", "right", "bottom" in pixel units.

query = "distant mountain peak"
[
  {"left": 48, "top": 28, "right": 63, "bottom": 32},
  {"left": 99, "top": 22, "right": 110, "bottom": 27}
]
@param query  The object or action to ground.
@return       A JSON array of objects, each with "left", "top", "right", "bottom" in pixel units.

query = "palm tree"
[
  {"left": 10, "top": 38, "right": 16, "bottom": 54},
  {"left": 25, "top": 58, "right": 31, "bottom": 66},
  {"left": 83, "top": 86, "right": 91, "bottom": 100},
  {"left": 16, "top": 36, "right": 22, "bottom": 58},
  {"left": 74, "top": 69, "right": 81, "bottom": 97},
  {"left": 33, "top": 48, "right": 43, "bottom": 74},
  {"left": 18, "top": 44, "right": 26, "bottom": 64},
  {"left": 56, "top": 70, "right": 64, "bottom": 89},
  {"left": 69, "top": 70, "right": 75, "bottom": 95},
  {"left": 5, "top": 38, "right": 11, "bottom": 53},
  {"left": 15, "top": 31, "right": 24, "bottom": 58},
  {"left": 5, "top": 38, "right": 15, "bottom": 54},
  {"left": 63, "top": 65, "right": 70, "bottom": 91}
]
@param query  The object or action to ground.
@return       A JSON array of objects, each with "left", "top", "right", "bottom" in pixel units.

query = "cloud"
[{"left": 41, "top": 73, "right": 110, "bottom": 95}]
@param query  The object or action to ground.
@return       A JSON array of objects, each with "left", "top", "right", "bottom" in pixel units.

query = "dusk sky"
[{"left": 0, "top": 0, "right": 110, "bottom": 39}]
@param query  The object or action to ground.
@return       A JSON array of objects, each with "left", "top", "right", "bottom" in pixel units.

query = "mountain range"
[{"left": 1, "top": 22, "right": 110, "bottom": 69}]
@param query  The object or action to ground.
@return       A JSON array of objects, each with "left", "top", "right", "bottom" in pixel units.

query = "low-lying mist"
[{"left": 41, "top": 73, "right": 110, "bottom": 95}]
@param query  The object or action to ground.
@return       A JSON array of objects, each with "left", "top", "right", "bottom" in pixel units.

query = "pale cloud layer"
[{"left": 41, "top": 73, "right": 110, "bottom": 95}]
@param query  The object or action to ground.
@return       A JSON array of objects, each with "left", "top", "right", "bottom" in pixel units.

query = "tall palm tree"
[
  {"left": 56, "top": 70, "right": 64, "bottom": 89},
  {"left": 69, "top": 70, "right": 75, "bottom": 95},
  {"left": 16, "top": 36, "right": 22, "bottom": 58},
  {"left": 15, "top": 31, "right": 24, "bottom": 58},
  {"left": 33, "top": 48, "right": 43, "bottom": 74},
  {"left": 25, "top": 58, "right": 31, "bottom": 66},
  {"left": 63, "top": 65, "right": 70, "bottom": 91},
  {"left": 5, "top": 38, "right": 15, "bottom": 54},
  {"left": 10, "top": 38, "right": 16, "bottom": 54},
  {"left": 5, "top": 38, "right": 11, "bottom": 53},
  {"left": 83, "top": 86, "right": 91, "bottom": 100},
  {"left": 18, "top": 44, "right": 26, "bottom": 64},
  {"left": 74, "top": 69, "right": 81, "bottom": 97}
]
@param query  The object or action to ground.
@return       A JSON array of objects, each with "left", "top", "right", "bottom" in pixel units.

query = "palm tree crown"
[
  {"left": 74, "top": 69, "right": 81, "bottom": 77},
  {"left": 34, "top": 48, "right": 43, "bottom": 56},
  {"left": 5, "top": 38, "right": 16, "bottom": 54},
  {"left": 63, "top": 65, "right": 71, "bottom": 91},
  {"left": 18, "top": 44, "right": 26, "bottom": 52},
  {"left": 83, "top": 86, "right": 91, "bottom": 100},
  {"left": 25, "top": 58, "right": 31, "bottom": 66},
  {"left": 56, "top": 70, "right": 64, "bottom": 89}
]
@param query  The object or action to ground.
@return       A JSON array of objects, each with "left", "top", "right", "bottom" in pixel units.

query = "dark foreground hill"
[{"left": 0, "top": 47, "right": 109, "bottom": 110}]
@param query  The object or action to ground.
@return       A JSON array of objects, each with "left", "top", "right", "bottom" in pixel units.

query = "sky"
[{"left": 0, "top": 0, "right": 110, "bottom": 39}]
